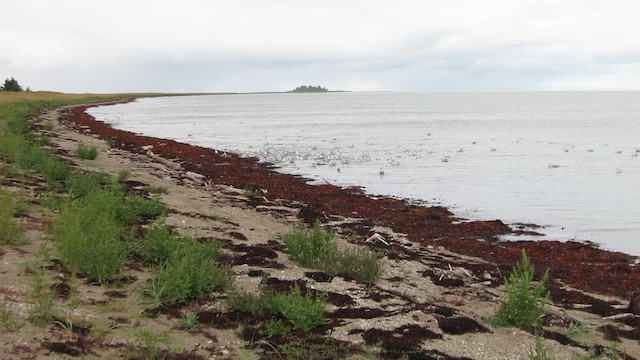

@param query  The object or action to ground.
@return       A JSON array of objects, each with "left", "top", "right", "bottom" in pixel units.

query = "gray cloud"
[{"left": 2, "top": 0, "right": 640, "bottom": 92}]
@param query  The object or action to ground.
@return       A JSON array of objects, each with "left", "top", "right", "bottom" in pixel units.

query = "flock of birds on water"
[{"left": 242, "top": 135, "right": 640, "bottom": 177}]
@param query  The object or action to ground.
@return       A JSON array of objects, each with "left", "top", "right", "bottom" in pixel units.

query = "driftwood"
[{"left": 146, "top": 150, "right": 181, "bottom": 171}]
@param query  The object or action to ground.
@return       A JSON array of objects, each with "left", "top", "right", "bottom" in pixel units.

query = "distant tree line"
[
  {"left": 289, "top": 85, "right": 328, "bottom": 93},
  {"left": 1, "top": 77, "right": 30, "bottom": 92}
]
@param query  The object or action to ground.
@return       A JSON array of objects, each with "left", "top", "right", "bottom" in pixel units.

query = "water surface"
[{"left": 88, "top": 92, "right": 640, "bottom": 255}]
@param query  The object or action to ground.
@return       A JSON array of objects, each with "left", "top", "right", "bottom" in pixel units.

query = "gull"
[{"left": 616, "top": 168, "right": 623, "bottom": 174}]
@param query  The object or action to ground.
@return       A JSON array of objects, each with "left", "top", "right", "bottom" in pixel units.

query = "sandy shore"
[{"left": 0, "top": 102, "right": 639, "bottom": 359}]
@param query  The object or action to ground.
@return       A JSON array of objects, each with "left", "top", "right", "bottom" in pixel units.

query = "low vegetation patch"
[
  {"left": 74, "top": 144, "right": 99, "bottom": 160},
  {"left": 491, "top": 249, "right": 549, "bottom": 328},
  {"left": 228, "top": 285, "right": 327, "bottom": 336},
  {"left": 142, "top": 223, "right": 231, "bottom": 305},
  {"left": 283, "top": 221, "right": 383, "bottom": 286},
  {"left": 52, "top": 189, "right": 131, "bottom": 284},
  {"left": 0, "top": 192, "right": 25, "bottom": 245}
]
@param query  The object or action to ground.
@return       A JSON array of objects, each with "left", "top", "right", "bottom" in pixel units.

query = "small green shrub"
[
  {"left": 0, "top": 192, "right": 25, "bottom": 245},
  {"left": 227, "top": 288, "right": 274, "bottom": 318},
  {"left": 53, "top": 190, "right": 130, "bottom": 283},
  {"left": 269, "top": 285, "right": 327, "bottom": 331},
  {"left": 43, "top": 121, "right": 54, "bottom": 131},
  {"left": 491, "top": 249, "right": 549, "bottom": 328},
  {"left": 35, "top": 136, "right": 53, "bottom": 147},
  {"left": 335, "top": 247, "right": 382, "bottom": 286},
  {"left": 283, "top": 221, "right": 337, "bottom": 267},
  {"left": 129, "top": 194, "right": 168, "bottom": 220},
  {"left": 141, "top": 221, "right": 183, "bottom": 265},
  {"left": 150, "top": 240, "right": 231, "bottom": 304},
  {"left": 65, "top": 171, "right": 109, "bottom": 199},
  {"left": 260, "top": 318, "right": 292, "bottom": 337},
  {"left": 228, "top": 285, "right": 327, "bottom": 335},
  {"left": 283, "top": 222, "right": 383, "bottom": 286},
  {"left": 74, "top": 144, "right": 98, "bottom": 160}
]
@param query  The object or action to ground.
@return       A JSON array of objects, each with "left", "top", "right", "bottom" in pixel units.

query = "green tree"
[{"left": 1, "top": 78, "right": 24, "bottom": 92}]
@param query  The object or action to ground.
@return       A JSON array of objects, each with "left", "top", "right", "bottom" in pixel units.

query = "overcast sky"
[{"left": 2, "top": 0, "right": 639, "bottom": 93}]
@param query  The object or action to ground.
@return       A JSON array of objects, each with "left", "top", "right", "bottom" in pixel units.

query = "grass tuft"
[
  {"left": 74, "top": 144, "right": 98, "bottom": 160},
  {"left": 283, "top": 221, "right": 383, "bottom": 286},
  {"left": 228, "top": 285, "right": 327, "bottom": 336},
  {"left": 148, "top": 238, "right": 232, "bottom": 305},
  {"left": 283, "top": 221, "right": 337, "bottom": 267},
  {"left": 0, "top": 192, "right": 26, "bottom": 245}
]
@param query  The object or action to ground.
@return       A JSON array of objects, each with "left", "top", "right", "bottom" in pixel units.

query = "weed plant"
[
  {"left": 35, "top": 136, "right": 53, "bottom": 147},
  {"left": 141, "top": 221, "right": 183, "bottom": 265},
  {"left": 29, "top": 268, "right": 56, "bottom": 326},
  {"left": 74, "top": 144, "right": 98, "bottom": 160},
  {"left": 178, "top": 313, "right": 198, "bottom": 331},
  {"left": 150, "top": 240, "right": 231, "bottom": 304},
  {"left": 491, "top": 249, "right": 550, "bottom": 328},
  {"left": 528, "top": 334, "right": 554, "bottom": 360},
  {"left": 276, "top": 336, "right": 346, "bottom": 360},
  {"left": 227, "top": 288, "right": 275, "bottom": 318},
  {"left": 128, "top": 327, "right": 168, "bottom": 360},
  {"left": 65, "top": 171, "right": 109, "bottom": 199},
  {"left": 283, "top": 221, "right": 383, "bottom": 286},
  {"left": 0, "top": 299, "right": 25, "bottom": 332},
  {"left": 128, "top": 194, "right": 168, "bottom": 220},
  {"left": 228, "top": 285, "right": 327, "bottom": 335},
  {"left": 53, "top": 189, "right": 131, "bottom": 283},
  {"left": 269, "top": 285, "right": 327, "bottom": 331},
  {"left": 283, "top": 221, "right": 338, "bottom": 267},
  {"left": 0, "top": 192, "right": 26, "bottom": 245},
  {"left": 335, "top": 246, "right": 383, "bottom": 286},
  {"left": 242, "top": 186, "right": 262, "bottom": 200}
]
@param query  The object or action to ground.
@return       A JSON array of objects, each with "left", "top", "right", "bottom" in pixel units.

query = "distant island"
[{"left": 288, "top": 85, "right": 329, "bottom": 93}]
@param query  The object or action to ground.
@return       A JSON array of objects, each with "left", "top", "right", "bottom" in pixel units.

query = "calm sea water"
[{"left": 88, "top": 92, "right": 640, "bottom": 256}]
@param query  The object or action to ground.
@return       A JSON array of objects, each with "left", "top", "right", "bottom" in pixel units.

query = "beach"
[{"left": 1, "top": 100, "right": 639, "bottom": 359}]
